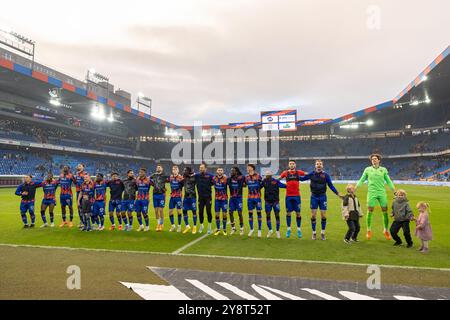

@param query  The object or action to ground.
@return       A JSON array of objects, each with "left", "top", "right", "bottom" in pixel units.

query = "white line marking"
[
  {"left": 301, "top": 288, "right": 340, "bottom": 300},
  {"left": 339, "top": 291, "right": 379, "bottom": 300},
  {"left": 120, "top": 282, "right": 191, "bottom": 300},
  {"left": 1, "top": 243, "right": 450, "bottom": 272},
  {"left": 185, "top": 279, "right": 230, "bottom": 300},
  {"left": 216, "top": 282, "right": 259, "bottom": 300},
  {"left": 258, "top": 285, "right": 305, "bottom": 300},
  {"left": 394, "top": 295, "right": 424, "bottom": 300},
  {"left": 251, "top": 284, "right": 282, "bottom": 300},
  {"left": 171, "top": 234, "right": 209, "bottom": 255}
]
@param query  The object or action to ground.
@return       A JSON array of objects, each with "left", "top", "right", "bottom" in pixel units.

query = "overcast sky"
[{"left": 1, "top": 0, "right": 448, "bottom": 125}]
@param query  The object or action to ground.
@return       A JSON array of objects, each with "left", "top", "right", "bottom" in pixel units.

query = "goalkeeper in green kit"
[{"left": 355, "top": 154, "right": 396, "bottom": 240}]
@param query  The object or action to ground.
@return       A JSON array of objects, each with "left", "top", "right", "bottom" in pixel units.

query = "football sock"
[
  {"left": 382, "top": 211, "right": 389, "bottom": 231},
  {"left": 296, "top": 216, "right": 302, "bottom": 229},
  {"left": 286, "top": 215, "right": 291, "bottom": 228},
  {"left": 257, "top": 212, "right": 262, "bottom": 231},
  {"left": 143, "top": 214, "right": 149, "bottom": 227},
  {"left": 183, "top": 210, "right": 189, "bottom": 226},
  {"left": 193, "top": 212, "right": 197, "bottom": 225},
  {"left": 109, "top": 214, "right": 115, "bottom": 225},
  {"left": 222, "top": 217, "right": 227, "bottom": 230},
  {"left": 41, "top": 210, "right": 47, "bottom": 224},
  {"left": 321, "top": 218, "right": 327, "bottom": 231},
  {"left": 366, "top": 211, "right": 374, "bottom": 230},
  {"left": 215, "top": 215, "right": 220, "bottom": 230},
  {"left": 177, "top": 213, "right": 182, "bottom": 225},
  {"left": 169, "top": 215, "right": 175, "bottom": 225},
  {"left": 266, "top": 214, "right": 272, "bottom": 231},
  {"left": 49, "top": 212, "right": 54, "bottom": 223},
  {"left": 137, "top": 214, "right": 143, "bottom": 226},
  {"left": 249, "top": 212, "right": 254, "bottom": 230},
  {"left": 311, "top": 218, "right": 317, "bottom": 233},
  {"left": 21, "top": 213, "right": 28, "bottom": 225}
]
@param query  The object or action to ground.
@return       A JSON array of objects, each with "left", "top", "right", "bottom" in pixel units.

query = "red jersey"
[{"left": 279, "top": 170, "right": 306, "bottom": 197}]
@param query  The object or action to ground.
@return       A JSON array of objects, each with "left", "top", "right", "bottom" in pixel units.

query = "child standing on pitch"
[
  {"left": 415, "top": 202, "right": 433, "bottom": 253},
  {"left": 390, "top": 190, "right": 414, "bottom": 248},
  {"left": 342, "top": 184, "right": 363, "bottom": 243}
]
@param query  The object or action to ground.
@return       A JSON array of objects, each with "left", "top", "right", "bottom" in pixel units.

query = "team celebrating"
[{"left": 16, "top": 154, "right": 431, "bottom": 245}]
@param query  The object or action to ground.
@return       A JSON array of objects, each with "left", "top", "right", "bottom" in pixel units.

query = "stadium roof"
[{"left": 0, "top": 45, "right": 448, "bottom": 131}]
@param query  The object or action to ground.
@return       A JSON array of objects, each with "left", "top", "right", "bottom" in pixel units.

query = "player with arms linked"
[
  {"left": 168, "top": 165, "right": 184, "bottom": 232},
  {"left": 15, "top": 174, "right": 42, "bottom": 228},
  {"left": 40, "top": 172, "right": 59, "bottom": 228}
]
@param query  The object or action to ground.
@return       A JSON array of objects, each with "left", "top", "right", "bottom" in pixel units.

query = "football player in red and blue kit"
[
  {"left": 135, "top": 168, "right": 151, "bottom": 232},
  {"left": 299, "top": 160, "right": 342, "bottom": 240},
  {"left": 15, "top": 175, "right": 42, "bottom": 228},
  {"left": 150, "top": 164, "right": 168, "bottom": 232},
  {"left": 262, "top": 171, "right": 286, "bottom": 239},
  {"left": 77, "top": 174, "right": 95, "bottom": 231},
  {"left": 244, "top": 164, "right": 264, "bottom": 238},
  {"left": 58, "top": 166, "right": 76, "bottom": 228},
  {"left": 107, "top": 172, "right": 125, "bottom": 231},
  {"left": 213, "top": 168, "right": 228, "bottom": 236},
  {"left": 182, "top": 167, "right": 197, "bottom": 234},
  {"left": 168, "top": 165, "right": 184, "bottom": 232},
  {"left": 279, "top": 160, "right": 307, "bottom": 239},
  {"left": 74, "top": 163, "right": 88, "bottom": 228},
  {"left": 93, "top": 173, "right": 107, "bottom": 231},
  {"left": 228, "top": 167, "right": 245, "bottom": 235},
  {"left": 40, "top": 172, "right": 59, "bottom": 228},
  {"left": 121, "top": 170, "right": 137, "bottom": 231}
]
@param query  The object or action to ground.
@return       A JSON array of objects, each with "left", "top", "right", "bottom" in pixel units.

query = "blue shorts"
[
  {"left": 108, "top": 199, "right": 122, "bottom": 213},
  {"left": 215, "top": 199, "right": 228, "bottom": 213},
  {"left": 135, "top": 199, "right": 149, "bottom": 214},
  {"left": 121, "top": 200, "right": 135, "bottom": 212},
  {"left": 265, "top": 201, "right": 280, "bottom": 214},
  {"left": 229, "top": 197, "right": 243, "bottom": 213},
  {"left": 311, "top": 194, "right": 327, "bottom": 211},
  {"left": 60, "top": 195, "right": 73, "bottom": 207},
  {"left": 93, "top": 201, "right": 105, "bottom": 216},
  {"left": 169, "top": 197, "right": 182, "bottom": 210},
  {"left": 286, "top": 196, "right": 301, "bottom": 213},
  {"left": 42, "top": 199, "right": 56, "bottom": 206},
  {"left": 20, "top": 201, "right": 35, "bottom": 214},
  {"left": 247, "top": 198, "right": 262, "bottom": 211},
  {"left": 153, "top": 194, "right": 166, "bottom": 208},
  {"left": 183, "top": 198, "right": 197, "bottom": 211}
]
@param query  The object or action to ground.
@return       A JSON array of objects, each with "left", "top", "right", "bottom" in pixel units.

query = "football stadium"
[{"left": 0, "top": 1, "right": 449, "bottom": 304}]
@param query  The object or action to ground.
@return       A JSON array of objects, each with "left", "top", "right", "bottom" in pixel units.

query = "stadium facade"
[{"left": 0, "top": 43, "right": 449, "bottom": 185}]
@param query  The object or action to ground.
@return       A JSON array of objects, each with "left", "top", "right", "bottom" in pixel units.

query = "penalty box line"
[{"left": 1, "top": 242, "right": 450, "bottom": 272}]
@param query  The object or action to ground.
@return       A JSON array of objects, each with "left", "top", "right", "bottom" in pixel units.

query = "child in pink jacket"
[{"left": 415, "top": 202, "right": 433, "bottom": 253}]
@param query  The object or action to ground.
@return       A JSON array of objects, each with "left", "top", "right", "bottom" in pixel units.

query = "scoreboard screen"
[{"left": 261, "top": 110, "right": 297, "bottom": 131}]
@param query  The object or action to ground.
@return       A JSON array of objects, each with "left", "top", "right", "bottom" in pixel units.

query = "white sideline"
[
  {"left": 171, "top": 233, "right": 209, "bottom": 254},
  {"left": 1, "top": 242, "right": 450, "bottom": 272}
]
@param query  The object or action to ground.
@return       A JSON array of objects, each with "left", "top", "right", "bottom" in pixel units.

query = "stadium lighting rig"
[
  {"left": 340, "top": 119, "right": 374, "bottom": 129},
  {"left": 0, "top": 28, "right": 36, "bottom": 69},
  {"left": 86, "top": 68, "right": 110, "bottom": 86},
  {"left": 393, "top": 98, "right": 432, "bottom": 109}
]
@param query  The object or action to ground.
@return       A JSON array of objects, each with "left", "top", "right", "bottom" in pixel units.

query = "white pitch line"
[
  {"left": 301, "top": 288, "right": 340, "bottom": 300},
  {"left": 1, "top": 243, "right": 450, "bottom": 272},
  {"left": 339, "top": 291, "right": 379, "bottom": 300},
  {"left": 185, "top": 279, "right": 230, "bottom": 300},
  {"left": 216, "top": 282, "right": 259, "bottom": 300},
  {"left": 171, "top": 233, "right": 209, "bottom": 255},
  {"left": 394, "top": 295, "right": 424, "bottom": 300},
  {"left": 258, "top": 285, "right": 305, "bottom": 300},
  {"left": 251, "top": 284, "right": 282, "bottom": 300}
]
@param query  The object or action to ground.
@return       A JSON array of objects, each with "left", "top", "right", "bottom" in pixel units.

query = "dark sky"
[{"left": 1, "top": 0, "right": 448, "bottom": 125}]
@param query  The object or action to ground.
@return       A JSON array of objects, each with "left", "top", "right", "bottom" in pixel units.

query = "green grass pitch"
[{"left": 0, "top": 184, "right": 449, "bottom": 269}]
